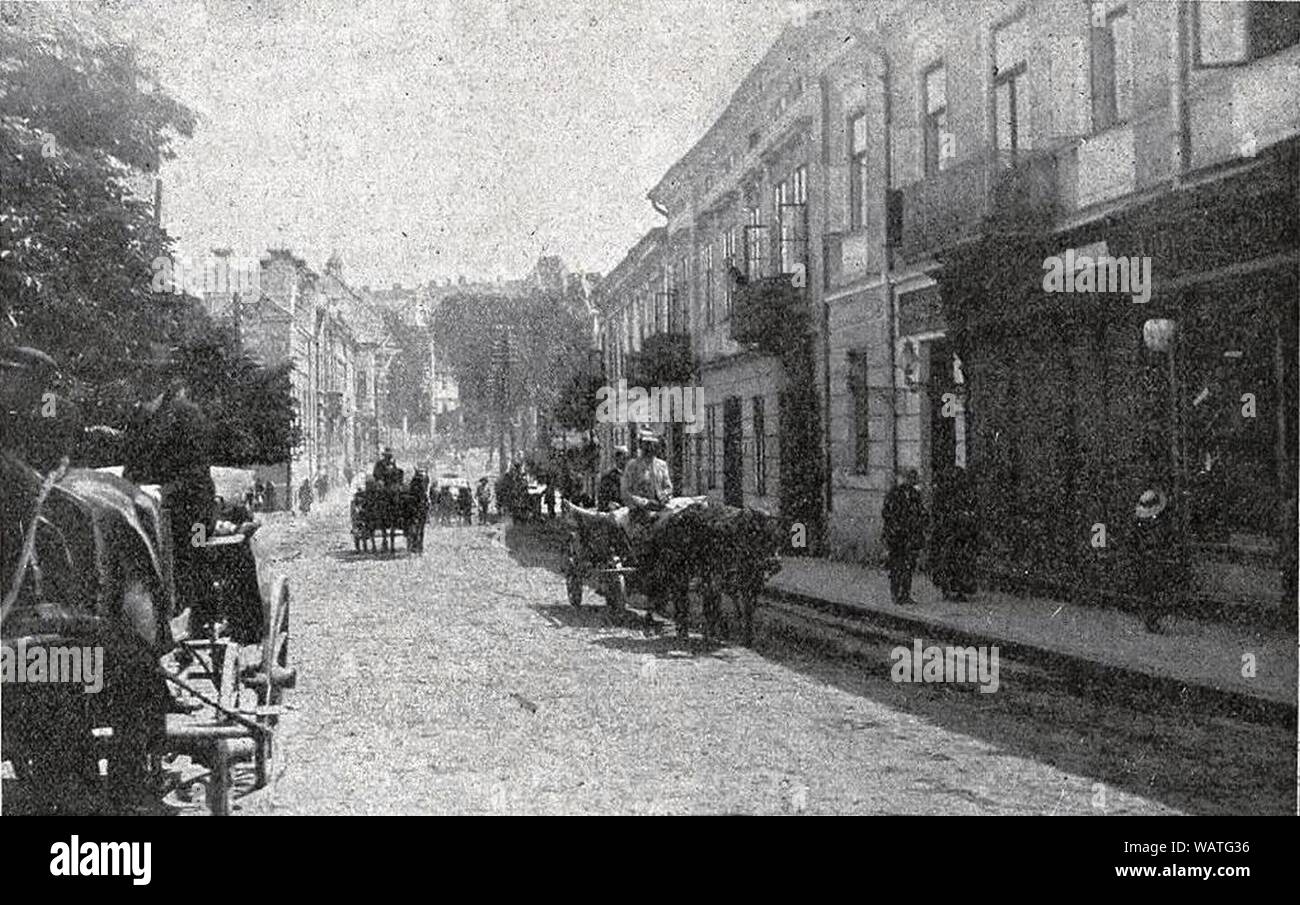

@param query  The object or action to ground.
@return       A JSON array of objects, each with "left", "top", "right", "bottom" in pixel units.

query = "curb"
[{"left": 761, "top": 585, "right": 1296, "bottom": 729}]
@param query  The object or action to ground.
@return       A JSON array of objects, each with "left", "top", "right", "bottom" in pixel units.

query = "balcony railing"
[{"left": 899, "top": 149, "right": 1058, "bottom": 261}]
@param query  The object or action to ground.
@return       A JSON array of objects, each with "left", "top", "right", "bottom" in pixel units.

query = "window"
[
  {"left": 744, "top": 206, "right": 767, "bottom": 281},
  {"left": 703, "top": 244, "right": 715, "bottom": 327},
  {"left": 681, "top": 256, "right": 691, "bottom": 332},
  {"left": 847, "top": 350, "right": 870, "bottom": 474},
  {"left": 723, "top": 227, "right": 737, "bottom": 317},
  {"left": 993, "top": 16, "right": 1029, "bottom": 152},
  {"left": 778, "top": 167, "right": 808, "bottom": 277},
  {"left": 848, "top": 113, "right": 869, "bottom": 229},
  {"left": 922, "top": 63, "right": 950, "bottom": 175},
  {"left": 752, "top": 396, "right": 767, "bottom": 496},
  {"left": 1091, "top": 4, "right": 1133, "bottom": 131},
  {"left": 706, "top": 404, "right": 718, "bottom": 489},
  {"left": 1194, "top": 0, "right": 1300, "bottom": 66}
]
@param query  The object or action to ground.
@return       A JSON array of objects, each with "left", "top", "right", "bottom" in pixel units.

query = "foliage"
[{"left": 0, "top": 6, "right": 296, "bottom": 465}]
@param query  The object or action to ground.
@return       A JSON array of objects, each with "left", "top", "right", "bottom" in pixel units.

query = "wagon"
[
  {"left": 563, "top": 503, "right": 638, "bottom": 613},
  {"left": 350, "top": 483, "right": 417, "bottom": 551},
  {"left": 1, "top": 466, "right": 295, "bottom": 816},
  {"left": 163, "top": 533, "right": 294, "bottom": 815}
]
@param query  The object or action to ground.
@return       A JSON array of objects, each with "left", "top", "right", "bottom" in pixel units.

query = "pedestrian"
[
  {"left": 598, "top": 446, "right": 629, "bottom": 511},
  {"left": 299, "top": 478, "right": 313, "bottom": 514},
  {"left": 314, "top": 471, "right": 328, "bottom": 505},
  {"left": 882, "top": 467, "right": 927, "bottom": 605},
  {"left": 263, "top": 480, "right": 277, "bottom": 512},
  {"left": 930, "top": 464, "right": 978, "bottom": 601},
  {"left": 1129, "top": 487, "right": 1186, "bottom": 633},
  {"left": 475, "top": 476, "right": 492, "bottom": 524}
]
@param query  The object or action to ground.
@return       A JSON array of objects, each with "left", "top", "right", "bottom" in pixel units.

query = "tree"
[{"left": 0, "top": 6, "right": 296, "bottom": 465}]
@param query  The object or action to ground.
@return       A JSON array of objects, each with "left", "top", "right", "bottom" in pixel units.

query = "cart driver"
[
  {"left": 621, "top": 430, "right": 672, "bottom": 516},
  {"left": 373, "top": 447, "right": 401, "bottom": 488}
]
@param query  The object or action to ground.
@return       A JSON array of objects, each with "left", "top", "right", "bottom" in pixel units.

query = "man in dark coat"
[
  {"left": 930, "top": 464, "right": 978, "bottom": 601},
  {"left": 597, "top": 446, "right": 630, "bottom": 511},
  {"left": 882, "top": 467, "right": 927, "bottom": 605},
  {"left": 373, "top": 448, "right": 401, "bottom": 488}
]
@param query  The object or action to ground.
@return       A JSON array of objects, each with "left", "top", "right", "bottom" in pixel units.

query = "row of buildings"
[
  {"left": 198, "top": 251, "right": 600, "bottom": 507},
  {"left": 201, "top": 251, "right": 462, "bottom": 506},
  {"left": 593, "top": 0, "right": 1298, "bottom": 622}
]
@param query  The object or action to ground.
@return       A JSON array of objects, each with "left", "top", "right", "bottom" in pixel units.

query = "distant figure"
[
  {"left": 476, "top": 477, "right": 492, "bottom": 524},
  {"left": 314, "top": 472, "right": 328, "bottom": 504},
  {"left": 882, "top": 468, "right": 926, "bottom": 606},
  {"left": 298, "top": 478, "right": 313, "bottom": 514},
  {"left": 407, "top": 468, "right": 430, "bottom": 553},
  {"left": 457, "top": 485, "right": 474, "bottom": 525},
  {"left": 263, "top": 480, "right": 277, "bottom": 512}
]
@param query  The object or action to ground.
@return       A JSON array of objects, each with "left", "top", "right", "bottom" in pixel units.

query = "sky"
[{"left": 102, "top": 0, "right": 804, "bottom": 288}]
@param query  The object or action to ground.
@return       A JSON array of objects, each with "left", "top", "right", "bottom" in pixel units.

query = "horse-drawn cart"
[
  {"left": 1, "top": 464, "right": 295, "bottom": 815},
  {"left": 562, "top": 498, "right": 787, "bottom": 645}
]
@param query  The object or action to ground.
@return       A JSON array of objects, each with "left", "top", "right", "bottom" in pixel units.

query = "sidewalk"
[{"left": 766, "top": 556, "right": 1297, "bottom": 726}]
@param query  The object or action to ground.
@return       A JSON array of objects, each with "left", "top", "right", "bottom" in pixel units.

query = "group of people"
[{"left": 881, "top": 465, "right": 1182, "bottom": 633}]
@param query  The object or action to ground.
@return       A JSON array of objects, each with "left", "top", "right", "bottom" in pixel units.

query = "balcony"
[
  {"left": 627, "top": 330, "right": 694, "bottom": 387},
  {"left": 730, "top": 272, "right": 807, "bottom": 353},
  {"left": 899, "top": 150, "right": 1058, "bottom": 262}
]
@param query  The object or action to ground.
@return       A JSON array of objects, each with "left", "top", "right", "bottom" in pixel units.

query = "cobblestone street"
[{"left": 245, "top": 508, "right": 1291, "bottom": 816}]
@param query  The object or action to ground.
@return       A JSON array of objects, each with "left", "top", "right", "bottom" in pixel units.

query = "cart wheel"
[
  {"left": 254, "top": 576, "right": 291, "bottom": 788},
  {"left": 566, "top": 566, "right": 584, "bottom": 607},
  {"left": 206, "top": 739, "right": 233, "bottom": 816}
]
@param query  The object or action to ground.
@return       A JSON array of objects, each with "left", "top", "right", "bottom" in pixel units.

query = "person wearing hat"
[
  {"left": 882, "top": 466, "right": 927, "bottom": 605},
  {"left": 598, "top": 445, "right": 630, "bottom": 511},
  {"left": 373, "top": 447, "right": 401, "bottom": 488},
  {"left": 1130, "top": 486, "right": 1185, "bottom": 633},
  {"left": 621, "top": 430, "right": 673, "bottom": 515}
]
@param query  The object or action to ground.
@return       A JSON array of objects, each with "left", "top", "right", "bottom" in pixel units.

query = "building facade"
[{"left": 597, "top": 0, "right": 1298, "bottom": 619}]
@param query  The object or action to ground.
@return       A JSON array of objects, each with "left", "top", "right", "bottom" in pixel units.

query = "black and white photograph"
[{"left": 1, "top": 0, "right": 1297, "bottom": 839}]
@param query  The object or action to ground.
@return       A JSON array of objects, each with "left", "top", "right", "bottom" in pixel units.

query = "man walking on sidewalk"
[{"left": 883, "top": 467, "right": 927, "bottom": 605}]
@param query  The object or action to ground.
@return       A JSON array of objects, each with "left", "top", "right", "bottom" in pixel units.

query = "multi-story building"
[
  {"left": 593, "top": 227, "right": 667, "bottom": 473},
  {"left": 599, "top": 0, "right": 1298, "bottom": 619},
  {"left": 205, "top": 249, "right": 397, "bottom": 506}
]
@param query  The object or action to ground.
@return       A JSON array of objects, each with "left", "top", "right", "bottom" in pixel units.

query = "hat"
[{"left": 1135, "top": 488, "right": 1168, "bottom": 520}]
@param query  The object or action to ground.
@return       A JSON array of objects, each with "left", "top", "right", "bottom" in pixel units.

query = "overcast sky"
[{"left": 106, "top": 0, "right": 802, "bottom": 288}]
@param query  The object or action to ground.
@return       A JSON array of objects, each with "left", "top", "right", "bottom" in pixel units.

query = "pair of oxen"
[{"left": 563, "top": 497, "right": 787, "bottom": 645}]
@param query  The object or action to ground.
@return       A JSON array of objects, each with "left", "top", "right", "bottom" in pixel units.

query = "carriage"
[
  {"left": 1, "top": 464, "right": 294, "bottom": 816},
  {"left": 350, "top": 480, "right": 424, "bottom": 551}
]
